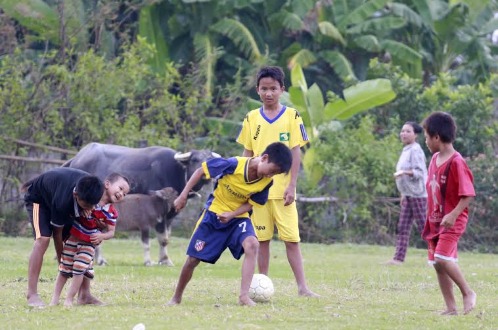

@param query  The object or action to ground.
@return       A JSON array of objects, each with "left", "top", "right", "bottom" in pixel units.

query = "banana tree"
[
  {"left": 286, "top": 64, "right": 397, "bottom": 185},
  {"left": 276, "top": 0, "right": 422, "bottom": 89}
]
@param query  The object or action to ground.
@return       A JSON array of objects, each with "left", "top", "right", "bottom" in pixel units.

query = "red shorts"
[{"left": 427, "top": 232, "right": 460, "bottom": 264}]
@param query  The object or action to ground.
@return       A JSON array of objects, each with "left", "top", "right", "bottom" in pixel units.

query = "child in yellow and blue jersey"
[{"left": 168, "top": 142, "right": 292, "bottom": 306}]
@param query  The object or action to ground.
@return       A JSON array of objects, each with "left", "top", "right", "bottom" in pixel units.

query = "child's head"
[
  {"left": 103, "top": 172, "right": 130, "bottom": 204},
  {"left": 256, "top": 67, "right": 285, "bottom": 109},
  {"left": 259, "top": 142, "right": 292, "bottom": 177},
  {"left": 422, "top": 112, "right": 456, "bottom": 143},
  {"left": 256, "top": 66, "right": 285, "bottom": 88},
  {"left": 74, "top": 176, "right": 104, "bottom": 210}
]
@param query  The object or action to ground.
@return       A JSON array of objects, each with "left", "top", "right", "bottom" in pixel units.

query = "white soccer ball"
[{"left": 249, "top": 274, "right": 274, "bottom": 302}]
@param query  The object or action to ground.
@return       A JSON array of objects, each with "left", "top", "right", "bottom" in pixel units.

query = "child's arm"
[
  {"left": 441, "top": 196, "right": 474, "bottom": 228},
  {"left": 90, "top": 225, "right": 115, "bottom": 245},
  {"left": 283, "top": 146, "right": 301, "bottom": 206},
  {"left": 174, "top": 167, "right": 205, "bottom": 212},
  {"left": 217, "top": 202, "right": 253, "bottom": 223}
]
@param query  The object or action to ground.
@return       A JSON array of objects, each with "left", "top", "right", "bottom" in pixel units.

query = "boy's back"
[{"left": 203, "top": 157, "right": 273, "bottom": 217}]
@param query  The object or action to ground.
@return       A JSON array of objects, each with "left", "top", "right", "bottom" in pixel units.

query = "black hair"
[
  {"left": 422, "top": 112, "right": 456, "bottom": 143},
  {"left": 76, "top": 176, "right": 104, "bottom": 205},
  {"left": 256, "top": 66, "right": 285, "bottom": 88},
  {"left": 106, "top": 172, "right": 130, "bottom": 186},
  {"left": 262, "top": 142, "right": 292, "bottom": 174},
  {"left": 405, "top": 121, "right": 423, "bottom": 134}
]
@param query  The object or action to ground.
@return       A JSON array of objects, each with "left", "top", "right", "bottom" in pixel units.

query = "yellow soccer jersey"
[
  {"left": 202, "top": 157, "right": 273, "bottom": 218},
  {"left": 236, "top": 106, "right": 309, "bottom": 199}
]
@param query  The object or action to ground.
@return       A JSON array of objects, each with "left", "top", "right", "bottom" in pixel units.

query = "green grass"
[{"left": 0, "top": 236, "right": 497, "bottom": 330}]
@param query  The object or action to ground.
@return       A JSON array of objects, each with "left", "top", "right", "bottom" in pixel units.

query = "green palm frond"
[
  {"left": 288, "top": 49, "right": 317, "bottom": 69},
  {"left": 193, "top": 33, "right": 215, "bottom": 98},
  {"left": 339, "top": 0, "right": 389, "bottom": 29},
  {"left": 346, "top": 17, "right": 407, "bottom": 34},
  {"left": 318, "top": 21, "right": 346, "bottom": 45},
  {"left": 352, "top": 35, "right": 381, "bottom": 52},
  {"left": 387, "top": 3, "right": 423, "bottom": 28},
  {"left": 210, "top": 18, "right": 262, "bottom": 60},
  {"left": 320, "top": 50, "right": 357, "bottom": 81}
]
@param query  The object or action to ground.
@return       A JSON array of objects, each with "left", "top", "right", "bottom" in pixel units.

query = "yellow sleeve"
[{"left": 289, "top": 108, "right": 310, "bottom": 148}]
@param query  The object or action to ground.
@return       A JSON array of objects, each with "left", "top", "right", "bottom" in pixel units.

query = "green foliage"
[
  {"left": 463, "top": 154, "right": 498, "bottom": 253},
  {"left": 299, "top": 117, "right": 400, "bottom": 243}
]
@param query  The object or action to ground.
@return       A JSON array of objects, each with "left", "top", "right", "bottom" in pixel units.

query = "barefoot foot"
[
  {"left": 298, "top": 289, "right": 320, "bottom": 298},
  {"left": 77, "top": 295, "right": 104, "bottom": 306},
  {"left": 382, "top": 259, "right": 403, "bottom": 266},
  {"left": 463, "top": 290, "right": 476, "bottom": 315},
  {"left": 440, "top": 309, "right": 458, "bottom": 316},
  {"left": 27, "top": 294, "right": 46, "bottom": 307},
  {"left": 166, "top": 298, "right": 181, "bottom": 306},
  {"left": 239, "top": 296, "right": 256, "bottom": 306}
]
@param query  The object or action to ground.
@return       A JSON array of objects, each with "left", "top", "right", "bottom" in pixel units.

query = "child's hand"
[
  {"left": 441, "top": 213, "right": 457, "bottom": 228},
  {"left": 394, "top": 170, "right": 404, "bottom": 177},
  {"left": 174, "top": 195, "right": 187, "bottom": 212},
  {"left": 217, "top": 212, "right": 233, "bottom": 223},
  {"left": 90, "top": 232, "right": 105, "bottom": 245}
]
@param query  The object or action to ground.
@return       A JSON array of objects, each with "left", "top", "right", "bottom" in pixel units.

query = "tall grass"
[{"left": 0, "top": 236, "right": 496, "bottom": 330}]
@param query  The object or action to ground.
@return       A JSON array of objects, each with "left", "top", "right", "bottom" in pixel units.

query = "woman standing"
[{"left": 385, "top": 121, "right": 428, "bottom": 265}]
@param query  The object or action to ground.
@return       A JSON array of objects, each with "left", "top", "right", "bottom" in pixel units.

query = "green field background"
[{"left": 0, "top": 236, "right": 496, "bottom": 330}]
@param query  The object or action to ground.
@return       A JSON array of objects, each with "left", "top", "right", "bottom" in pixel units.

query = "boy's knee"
[{"left": 243, "top": 237, "right": 259, "bottom": 255}]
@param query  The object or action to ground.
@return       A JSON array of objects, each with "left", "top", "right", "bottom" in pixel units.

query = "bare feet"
[
  {"left": 298, "top": 289, "right": 320, "bottom": 298},
  {"left": 382, "top": 259, "right": 403, "bottom": 266},
  {"left": 27, "top": 294, "right": 46, "bottom": 307},
  {"left": 463, "top": 290, "right": 476, "bottom": 315},
  {"left": 166, "top": 297, "right": 181, "bottom": 306},
  {"left": 77, "top": 295, "right": 104, "bottom": 306},
  {"left": 440, "top": 309, "right": 458, "bottom": 316},
  {"left": 63, "top": 300, "right": 73, "bottom": 308},
  {"left": 239, "top": 295, "right": 256, "bottom": 306}
]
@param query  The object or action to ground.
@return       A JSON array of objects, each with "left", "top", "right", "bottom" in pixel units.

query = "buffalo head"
[{"left": 174, "top": 150, "right": 221, "bottom": 193}]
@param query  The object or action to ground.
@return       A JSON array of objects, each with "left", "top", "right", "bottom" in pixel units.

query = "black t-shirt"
[{"left": 24, "top": 168, "right": 90, "bottom": 227}]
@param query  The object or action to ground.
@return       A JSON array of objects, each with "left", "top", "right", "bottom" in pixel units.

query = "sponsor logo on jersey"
[
  {"left": 279, "top": 132, "right": 290, "bottom": 141},
  {"left": 195, "top": 239, "right": 205, "bottom": 252},
  {"left": 253, "top": 125, "right": 261, "bottom": 140}
]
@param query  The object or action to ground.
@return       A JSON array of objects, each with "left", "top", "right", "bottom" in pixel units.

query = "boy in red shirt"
[{"left": 422, "top": 112, "right": 476, "bottom": 315}]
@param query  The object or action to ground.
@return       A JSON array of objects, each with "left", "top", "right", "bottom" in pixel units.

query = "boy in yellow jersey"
[
  {"left": 237, "top": 66, "right": 318, "bottom": 297},
  {"left": 168, "top": 142, "right": 292, "bottom": 306}
]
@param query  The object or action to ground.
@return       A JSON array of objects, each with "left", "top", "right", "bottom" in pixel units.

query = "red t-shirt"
[
  {"left": 70, "top": 204, "right": 118, "bottom": 243},
  {"left": 422, "top": 152, "right": 475, "bottom": 240}
]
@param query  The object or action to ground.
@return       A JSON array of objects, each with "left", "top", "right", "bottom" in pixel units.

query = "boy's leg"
[
  {"left": 50, "top": 273, "right": 68, "bottom": 306},
  {"left": 433, "top": 262, "right": 458, "bottom": 314},
  {"left": 26, "top": 203, "right": 52, "bottom": 307},
  {"left": 284, "top": 241, "right": 319, "bottom": 297},
  {"left": 257, "top": 240, "right": 271, "bottom": 275},
  {"left": 64, "top": 274, "right": 84, "bottom": 307},
  {"left": 27, "top": 237, "right": 51, "bottom": 306},
  {"left": 239, "top": 236, "right": 259, "bottom": 306},
  {"left": 435, "top": 258, "right": 476, "bottom": 314},
  {"left": 168, "top": 256, "right": 200, "bottom": 305},
  {"left": 274, "top": 201, "right": 319, "bottom": 297}
]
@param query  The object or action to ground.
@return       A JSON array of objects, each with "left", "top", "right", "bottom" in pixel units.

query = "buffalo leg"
[
  {"left": 94, "top": 245, "right": 107, "bottom": 266},
  {"left": 141, "top": 229, "right": 152, "bottom": 266},
  {"left": 157, "top": 226, "right": 173, "bottom": 266}
]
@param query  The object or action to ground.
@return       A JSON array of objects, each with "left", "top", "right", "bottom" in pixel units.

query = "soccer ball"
[{"left": 249, "top": 274, "right": 274, "bottom": 302}]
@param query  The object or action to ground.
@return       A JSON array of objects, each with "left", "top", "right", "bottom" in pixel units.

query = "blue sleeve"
[
  {"left": 250, "top": 181, "right": 273, "bottom": 206},
  {"left": 205, "top": 157, "right": 238, "bottom": 179}
]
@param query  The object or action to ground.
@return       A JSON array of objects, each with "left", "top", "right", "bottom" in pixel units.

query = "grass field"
[{"left": 0, "top": 236, "right": 497, "bottom": 330}]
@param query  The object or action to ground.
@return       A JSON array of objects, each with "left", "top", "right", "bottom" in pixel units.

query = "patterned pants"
[
  {"left": 59, "top": 236, "right": 95, "bottom": 277},
  {"left": 393, "top": 196, "right": 427, "bottom": 262}
]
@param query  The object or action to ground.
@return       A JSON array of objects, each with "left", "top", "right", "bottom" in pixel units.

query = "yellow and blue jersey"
[
  {"left": 202, "top": 157, "right": 273, "bottom": 217},
  {"left": 236, "top": 106, "right": 309, "bottom": 199}
]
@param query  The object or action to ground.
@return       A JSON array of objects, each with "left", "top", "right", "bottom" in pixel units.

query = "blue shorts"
[{"left": 187, "top": 210, "right": 256, "bottom": 264}]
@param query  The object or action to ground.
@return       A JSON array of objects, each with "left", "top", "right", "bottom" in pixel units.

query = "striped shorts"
[{"left": 59, "top": 236, "right": 95, "bottom": 277}]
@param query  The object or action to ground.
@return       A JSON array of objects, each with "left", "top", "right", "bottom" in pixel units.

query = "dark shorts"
[
  {"left": 26, "top": 202, "right": 71, "bottom": 239},
  {"left": 187, "top": 210, "right": 256, "bottom": 264}
]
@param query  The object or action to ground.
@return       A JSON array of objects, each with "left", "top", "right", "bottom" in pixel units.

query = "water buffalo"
[
  {"left": 62, "top": 142, "right": 219, "bottom": 265},
  {"left": 110, "top": 187, "right": 178, "bottom": 266}
]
